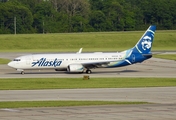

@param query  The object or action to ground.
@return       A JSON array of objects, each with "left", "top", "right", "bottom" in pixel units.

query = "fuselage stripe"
[{"left": 125, "top": 59, "right": 132, "bottom": 65}]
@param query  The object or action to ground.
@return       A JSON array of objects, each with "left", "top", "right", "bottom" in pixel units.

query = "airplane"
[{"left": 8, "top": 25, "right": 156, "bottom": 74}]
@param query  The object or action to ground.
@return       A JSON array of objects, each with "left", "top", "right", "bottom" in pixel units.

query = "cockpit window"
[{"left": 13, "top": 59, "right": 21, "bottom": 61}]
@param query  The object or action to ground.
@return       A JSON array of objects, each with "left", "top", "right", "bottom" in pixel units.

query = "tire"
[
  {"left": 21, "top": 71, "right": 24, "bottom": 75},
  {"left": 86, "top": 70, "right": 91, "bottom": 74}
]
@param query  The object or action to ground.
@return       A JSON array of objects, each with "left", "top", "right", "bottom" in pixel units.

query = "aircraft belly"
[{"left": 107, "top": 60, "right": 130, "bottom": 68}]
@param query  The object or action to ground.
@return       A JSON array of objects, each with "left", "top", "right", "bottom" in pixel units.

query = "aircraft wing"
[{"left": 80, "top": 60, "right": 119, "bottom": 69}]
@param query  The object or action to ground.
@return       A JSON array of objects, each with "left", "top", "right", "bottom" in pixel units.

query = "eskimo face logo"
[{"left": 141, "top": 36, "right": 152, "bottom": 50}]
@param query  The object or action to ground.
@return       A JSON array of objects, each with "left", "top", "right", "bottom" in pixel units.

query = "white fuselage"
[{"left": 8, "top": 52, "right": 126, "bottom": 71}]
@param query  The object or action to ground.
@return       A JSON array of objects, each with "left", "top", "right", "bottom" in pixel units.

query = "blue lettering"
[
  {"left": 48, "top": 61, "right": 53, "bottom": 66},
  {"left": 32, "top": 58, "right": 62, "bottom": 67},
  {"left": 44, "top": 61, "right": 49, "bottom": 66},
  {"left": 57, "top": 61, "right": 62, "bottom": 66},
  {"left": 39, "top": 58, "right": 45, "bottom": 66},
  {"left": 52, "top": 58, "right": 58, "bottom": 67}
]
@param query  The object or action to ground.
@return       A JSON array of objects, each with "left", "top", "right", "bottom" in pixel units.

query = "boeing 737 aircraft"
[{"left": 8, "top": 25, "right": 156, "bottom": 74}]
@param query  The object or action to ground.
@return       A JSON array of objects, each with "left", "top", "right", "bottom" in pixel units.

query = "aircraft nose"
[{"left": 8, "top": 61, "right": 15, "bottom": 68}]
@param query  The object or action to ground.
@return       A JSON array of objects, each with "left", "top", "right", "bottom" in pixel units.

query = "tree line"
[{"left": 0, "top": 0, "right": 176, "bottom": 34}]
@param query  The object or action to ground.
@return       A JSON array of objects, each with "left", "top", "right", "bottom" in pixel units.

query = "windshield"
[{"left": 13, "top": 59, "right": 21, "bottom": 61}]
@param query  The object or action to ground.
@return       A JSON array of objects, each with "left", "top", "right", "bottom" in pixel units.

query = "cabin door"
[
  {"left": 132, "top": 54, "right": 135, "bottom": 63},
  {"left": 26, "top": 56, "right": 32, "bottom": 65}
]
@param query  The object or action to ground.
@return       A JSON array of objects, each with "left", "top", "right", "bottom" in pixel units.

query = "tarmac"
[{"left": 0, "top": 52, "right": 176, "bottom": 120}]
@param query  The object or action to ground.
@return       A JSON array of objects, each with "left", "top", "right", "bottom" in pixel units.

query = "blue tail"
[
  {"left": 107, "top": 25, "right": 156, "bottom": 68},
  {"left": 134, "top": 25, "right": 156, "bottom": 54}
]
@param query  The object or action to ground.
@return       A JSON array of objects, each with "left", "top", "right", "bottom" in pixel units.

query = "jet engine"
[{"left": 67, "top": 64, "right": 84, "bottom": 72}]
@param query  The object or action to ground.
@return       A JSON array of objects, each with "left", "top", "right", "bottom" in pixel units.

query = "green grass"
[
  {"left": 0, "top": 78, "right": 176, "bottom": 90},
  {"left": 0, "top": 101, "right": 148, "bottom": 108},
  {"left": 153, "top": 54, "right": 176, "bottom": 60},
  {"left": 0, "top": 58, "right": 11, "bottom": 64},
  {"left": 0, "top": 30, "right": 176, "bottom": 52}
]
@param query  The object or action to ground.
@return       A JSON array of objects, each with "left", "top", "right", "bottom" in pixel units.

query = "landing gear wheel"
[
  {"left": 86, "top": 70, "right": 92, "bottom": 74},
  {"left": 21, "top": 71, "right": 24, "bottom": 75}
]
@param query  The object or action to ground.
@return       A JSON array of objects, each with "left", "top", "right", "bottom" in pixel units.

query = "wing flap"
[{"left": 80, "top": 60, "right": 120, "bottom": 69}]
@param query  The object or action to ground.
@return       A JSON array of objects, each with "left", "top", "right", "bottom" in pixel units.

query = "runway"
[
  {"left": 1, "top": 53, "right": 176, "bottom": 120},
  {"left": 1, "top": 104, "right": 176, "bottom": 120},
  {"left": 1, "top": 87, "right": 176, "bottom": 103},
  {"left": 1, "top": 52, "right": 176, "bottom": 78},
  {"left": 1, "top": 57, "right": 176, "bottom": 78}
]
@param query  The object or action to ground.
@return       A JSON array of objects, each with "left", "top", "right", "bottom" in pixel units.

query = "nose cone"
[{"left": 8, "top": 61, "right": 15, "bottom": 68}]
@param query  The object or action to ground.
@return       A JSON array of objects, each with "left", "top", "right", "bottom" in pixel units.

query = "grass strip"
[
  {"left": 0, "top": 78, "right": 176, "bottom": 90},
  {"left": 0, "top": 58, "right": 11, "bottom": 64},
  {"left": 0, "top": 101, "right": 148, "bottom": 108},
  {"left": 0, "top": 30, "right": 176, "bottom": 52}
]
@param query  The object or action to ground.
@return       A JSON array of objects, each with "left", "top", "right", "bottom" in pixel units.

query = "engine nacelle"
[{"left": 67, "top": 64, "right": 84, "bottom": 72}]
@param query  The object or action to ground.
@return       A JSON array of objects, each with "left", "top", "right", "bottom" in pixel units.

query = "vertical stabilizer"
[{"left": 134, "top": 25, "right": 156, "bottom": 54}]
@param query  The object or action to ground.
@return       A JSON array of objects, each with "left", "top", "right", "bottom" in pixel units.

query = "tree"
[
  {"left": 33, "top": 1, "right": 55, "bottom": 33},
  {"left": 1, "top": 0, "right": 176, "bottom": 34},
  {"left": 170, "top": 0, "right": 176, "bottom": 29},
  {"left": 0, "top": 1, "right": 33, "bottom": 33},
  {"left": 0, "top": 0, "right": 8, "bottom": 2},
  {"left": 50, "top": 0, "right": 90, "bottom": 32},
  {"left": 102, "top": 0, "right": 125, "bottom": 31},
  {"left": 89, "top": 10, "right": 106, "bottom": 31},
  {"left": 13, "top": 0, "right": 44, "bottom": 13},
  {"left": 89, "top": 0, "right": 104, "bottom": 10}
]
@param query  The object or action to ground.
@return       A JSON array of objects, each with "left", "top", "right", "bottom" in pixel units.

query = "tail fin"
[{"left": 134, "top": 25, "right": 156, "bottom": 54}]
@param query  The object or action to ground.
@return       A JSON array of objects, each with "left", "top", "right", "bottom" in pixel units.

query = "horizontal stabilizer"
[
  {"left": 142, "top": 52, "right": 165, "bottom": 56},
  {"left": 142, "top": 54, "right": 152, "bottom": 57}
]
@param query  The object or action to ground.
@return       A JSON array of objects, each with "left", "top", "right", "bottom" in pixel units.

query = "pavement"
[{"left": 0, "top": 52, "right": 176, "bottom": 120}]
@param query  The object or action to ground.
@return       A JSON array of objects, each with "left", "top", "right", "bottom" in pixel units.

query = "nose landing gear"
[{"left": 17, "top": 69, "right": 25, "bottom": 75}]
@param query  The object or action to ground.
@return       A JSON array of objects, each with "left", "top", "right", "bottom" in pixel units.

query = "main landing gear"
[
  {"left": 21, "top": 71, "right": 25, "bottom": 75},
  {"left": 86, "top": 69, "right": 92, "bottom": 74}
]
